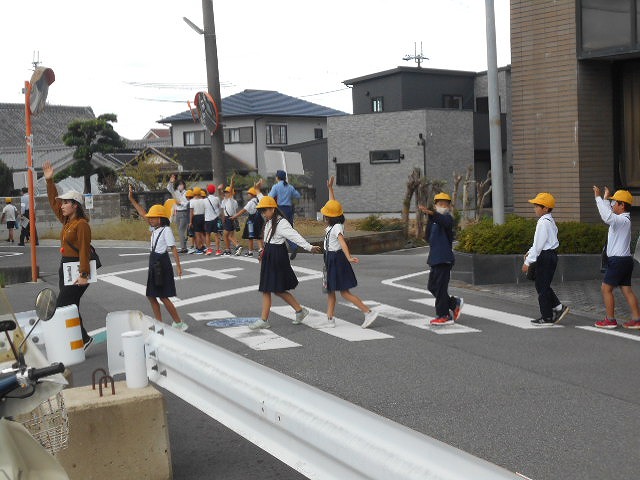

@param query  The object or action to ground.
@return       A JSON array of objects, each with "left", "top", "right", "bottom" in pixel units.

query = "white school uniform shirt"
[
  {"left": 204, "top": 195, "right": 220, "bottom": 221},
  {"left": 2, "top": 204, "right": 17, "bottom": 222},
  {"left": 596, "top": 196, "right": 631, "bottom": 257},
  {"left": 244, "top": 197, "right": 259, "bottom": 215},
  {"left": 263, "top": 217, "right": 313, "bottom": 251},
  {"left": 221, "top": 197, "right": 238, "bottom": 217},
  {"left": 190, "top": 197, "right": 205, "bottom": 215},
  {"left": 324, "top": 223, "right": 345, "bottom": 252},
  {"left": 167, "top": 182, "right": 188, "bottom": 211},
  {"left": 150, "top": 227, "right": 175, "bottom": 254},
  {"left": 524, "top": 213, "right": 559, "bottom": 265}
]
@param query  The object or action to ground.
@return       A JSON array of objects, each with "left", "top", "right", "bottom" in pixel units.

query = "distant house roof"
[
  {"left": 125, "top": 147, "right": 257, "bottom": 176},
  {"left": 143, "top": 128, "right": 170, "bottom": 139},
  {"left": 343, "top": 66, "right": 477, "bottom": 86},
  {"left": 158, "top": 89, "right": 347, "bottom": 124},
  {"left": 0, "top": 103, "right": 95, "bottom": 148}
]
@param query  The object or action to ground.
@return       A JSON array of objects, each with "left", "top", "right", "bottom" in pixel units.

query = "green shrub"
[
  {"left": 353, "top": 215, "right": 404, "bottom": 232},
  {"left": 455, "top": 215, "right": 608, "bottom": 254}
]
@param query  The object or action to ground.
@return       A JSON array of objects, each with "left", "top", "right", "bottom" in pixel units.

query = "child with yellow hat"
[
  {"left": 593, "top": 186, "right": 640, "bottom": 329},
  {"left": 418, "top": 192, "right": 464, "bottom": 326},
  {"left": 128, "top": 185, "right": 188, "bottom": 331},
  {"left": 321, "top": 176, "right": 378, "bottom": 329},
  {"left": 1, "top": 197, "right": 18, "bottom": 243},
  {"left": 522, "top": 192, "right": 569, "bottom": 325}
]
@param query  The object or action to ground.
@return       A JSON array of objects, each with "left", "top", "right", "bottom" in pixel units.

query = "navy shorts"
[
  {"left": 205, "top": 219, "right": 220, "bottom": 234},
  {"left": 603, "top": 256, "right": 634, "bottom": 287},
  {"left": 192, "top": 214, "right": 205, "bottom": 233}
]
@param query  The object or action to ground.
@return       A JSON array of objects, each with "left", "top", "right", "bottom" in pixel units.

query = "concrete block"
[{"left": 54, "top": 381, "right": 172, "bottom": 480}]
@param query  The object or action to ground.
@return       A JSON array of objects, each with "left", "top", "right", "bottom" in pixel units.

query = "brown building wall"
[{"left": 510, "top": 0, "right": 614, "bottom": 222}]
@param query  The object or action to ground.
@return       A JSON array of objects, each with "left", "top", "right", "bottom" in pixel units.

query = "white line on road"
[
  {"left": 214, "top": 326, "right": 302, "bottom": 350},
  {"left": 188, "top": 310, "right": 235, "bottom": 321},
  {"left": 381, "top": 271, "right": 430, "bottom": 294},
  {"left": 575, "top": 326, "right": 640, "bottom": 341},
  {"left": 271, "top": 306, "right": 394, "bottom": 341}
]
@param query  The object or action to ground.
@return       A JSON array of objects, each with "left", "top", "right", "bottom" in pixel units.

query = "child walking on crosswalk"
[
  {"left": 321, "top": 176, "right": 378, "bottom": 328},
  {"left": 248, "top": 196, "right": 321, "bottom": 330}
]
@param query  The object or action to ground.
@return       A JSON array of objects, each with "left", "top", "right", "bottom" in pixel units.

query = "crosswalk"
[{"left": 187, "top": 297, "right": 640, "bottom": 351}]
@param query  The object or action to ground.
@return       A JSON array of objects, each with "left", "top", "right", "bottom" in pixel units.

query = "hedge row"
[{"left": 455, "top": 215, "right": 608, "bottom": 255}]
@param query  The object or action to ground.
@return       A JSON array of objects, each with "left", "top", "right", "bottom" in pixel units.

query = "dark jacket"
[{"left": 425, "top": 211, "right": 455, "bottom": 266}]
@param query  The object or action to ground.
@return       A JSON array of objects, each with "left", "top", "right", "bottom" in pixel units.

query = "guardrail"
[{"left": 107, "top": 311, "right": 525, "bottom": 480}]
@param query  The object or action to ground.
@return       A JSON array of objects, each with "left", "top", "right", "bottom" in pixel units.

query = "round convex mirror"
[{"left": 35, "top": 288, "right": 57, "bottom": 321}]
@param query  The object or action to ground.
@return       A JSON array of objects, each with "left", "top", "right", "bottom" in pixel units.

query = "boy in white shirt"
[
  {"left": 1, "top": 198, "right": 17, "bottom": 243},
  {"left": 593, "top": 186, "right": 640, "bottom": 329},
  {"left": 522, "top": 192, "right": 569, "bottom": 325}
]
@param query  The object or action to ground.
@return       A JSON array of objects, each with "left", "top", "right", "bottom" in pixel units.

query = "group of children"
[{"left": 131, "top": 169, "right": 640, "bottom": 334}]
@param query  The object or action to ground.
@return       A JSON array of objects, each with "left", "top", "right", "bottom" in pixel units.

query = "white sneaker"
[
  {"left": 172, "top": 321, "right": 189, "bottom": 332},
  {"left": 234, "top": 245, "right": 243, "bottom": 256},
  {"left": 361, "top": 309, "right": 379, "bottom": 329},
  {"left": 293, "top": 307, "right": 309, "bottom": 325},
  {"left": 249, "top": 319, "right": 271, "bottom": 330},
  {"left": 319, "top": 317, "right": 335, "bottom": 328}
]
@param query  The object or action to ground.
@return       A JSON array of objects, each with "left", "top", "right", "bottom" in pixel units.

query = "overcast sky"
[{"left": 1, "top": 0, "right": 510, "bottom": 139}]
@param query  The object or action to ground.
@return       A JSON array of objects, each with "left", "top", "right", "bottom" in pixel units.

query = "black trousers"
[
  {"left": 19, "top": 213, "right": 38, "bottom": 245},
  {"left": 57, "top": 261, "right": 90, "bottom": 343},
  {"left": 534, "top": 249, "right": 560, "bottom": 319},
  {"left": 428, "top": 263, "right": 457, "bottom": 318}
]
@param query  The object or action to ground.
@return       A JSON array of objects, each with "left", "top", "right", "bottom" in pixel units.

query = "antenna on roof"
[
  {"left": 403, "top": 42, "right": 428, "bottom": 68},
  {"left": 32, "top": 51, "right": 41, "bottom": 70}
]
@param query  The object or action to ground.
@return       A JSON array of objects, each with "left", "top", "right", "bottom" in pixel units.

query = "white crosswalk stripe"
[
  {"left": 410, "top": 298, "right": 562, "bottom": 329},
  {"left": 575, "top": 326, "right": 640, "bottom": 341},
  {"left": 214, "top": 326, "right": 302, "bottom": 350},
  {"left": 270, "top": 306, "right": 393, "bottom": 341},
  {"left": 343, "top": 301, "right": 480, "bottom": 334}
]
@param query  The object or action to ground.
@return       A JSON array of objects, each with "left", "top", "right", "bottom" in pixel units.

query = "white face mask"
[{"left": 435, "top": 206, "right": 450, "bottom": 215}]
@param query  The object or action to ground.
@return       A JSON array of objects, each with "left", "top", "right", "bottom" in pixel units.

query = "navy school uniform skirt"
[
  {"left": 325, "top": 250, "right": 358, "bottom": 292},
  {"left": 146, "top": 251, "right": 176, "bottom": 298},
  {"left": 259, "top": 243, "right": 298, "bottom": 292},
  {"left": 242, "top": 213, "right": 264, "bottom": 239}
]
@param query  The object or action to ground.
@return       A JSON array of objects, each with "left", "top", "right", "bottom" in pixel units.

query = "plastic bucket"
[{"left": 42, "top": 305, "right": 86, "bottom": 366}]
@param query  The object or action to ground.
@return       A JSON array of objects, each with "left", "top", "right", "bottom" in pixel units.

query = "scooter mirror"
[
  {"left": 0, "top": 320, "right": 17, "bottom": 333},
  {"left": 35, "top": 288, "right": 57, "bottom": 322}
]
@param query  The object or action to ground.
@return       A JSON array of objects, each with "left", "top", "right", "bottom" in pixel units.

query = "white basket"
[{"left": 18, "top": 391, "right": 69, "bottom": 454}]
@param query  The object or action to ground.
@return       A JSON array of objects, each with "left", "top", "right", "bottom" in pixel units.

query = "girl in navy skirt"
[
  {"left": 129, "top": 186, "right": 188, "bottom": 331},
  {"left": 249, "top": 196, "right": 321, "bottom": 330},
  {"left": 231, "top": 179, "right": 264, "bottom": 256},
  {"left": 322, "top": 177, "right": 378, "bottom": 329}
]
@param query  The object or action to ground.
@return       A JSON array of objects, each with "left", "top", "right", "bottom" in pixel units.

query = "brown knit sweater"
[{"left": 46, "top": 178, "right": 92, "bottom": 275}]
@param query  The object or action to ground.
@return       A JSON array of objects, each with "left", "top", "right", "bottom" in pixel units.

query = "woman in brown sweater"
[{"left": 43, "top": 160, "right": 93, "bottom": 350}]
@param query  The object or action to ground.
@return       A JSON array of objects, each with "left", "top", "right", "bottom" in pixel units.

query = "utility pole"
[
  {"left": 485, "top": 0, "right": 505, "bottom": 225},
  {"left": 201, "top": 0, "right": 226, "bottom": 185}
]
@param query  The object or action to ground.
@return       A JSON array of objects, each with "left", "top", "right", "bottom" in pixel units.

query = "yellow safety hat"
[
  {"left": 192, "top": 187, "right": 202, "bottom": 196},
  {"left": 247, "top": 187, "right": 258, "bottom": 196},
  {"left": 5, "top": 197, "right": 11, "bottom": 203},
  {"left": 224, "top": 186, "right": 234, "bottom": 194},
  {"left": 200, "top": 190, "right": 207, "bottom": 197},
  {"left": 610, "top": 189, "right": 633, "bottom": 205},
  {"left": 145, "top": 204, "right": 169, "bottom": 219},
  {"left": 434, "top": 192, "right": 452, "bottom": 202},
  {"left": 256, "top": 196, "right": 277, "bottom": 209},
  {"left": 185, "top": 189, "right": 194, "bottom": 198},
  {"left": 320, "top": 200, "right": 344, "bottom": 217},
  {"left": 528, "top": 192, "right": 555, "bottom": 209},
  {"left": 164, "top": 198, "right": 177, "bottom": 215}
]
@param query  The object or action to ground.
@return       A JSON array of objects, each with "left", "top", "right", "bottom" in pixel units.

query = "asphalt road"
[{"left": 3, "top": 242, "right": 640, "bottom": 480}]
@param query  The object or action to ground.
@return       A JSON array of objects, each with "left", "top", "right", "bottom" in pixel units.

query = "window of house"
[
  {"left": 371, "top": 97, "right": 384, "bottom": 113},
  {"left": 314, "top": 128, "right": 323, "bottom": 139},
  {"left": 184, "top": 130, "right": 210, "bottom": 146},
  {"left": 336, "top": 163, "right": 361, "bottom": 186},
  {"left": 580, "top": 0, "right": 631, "bottom": 52},
  {"left": 443, "top": 95, "right": 463, "bottom": 110},
  {"left": 223, "top": 126, "right": 253, "bottom": 144},
  {"left": 266, "top": 124, "right": 288, "bottom": 145},
  {"left": 369, "top": 149, "right": 401, "bottom": 164}
]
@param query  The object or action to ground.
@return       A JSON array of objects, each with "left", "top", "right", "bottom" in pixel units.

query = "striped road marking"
[
  {"left": 189, "top": 310, "right": 235, "bottom": 321},
  {"left": 410, "top": 298, "right": 560, "bottom": 330},
  {"left": 271, "top": 306, "right": 394, "bottom": 342},
  {"left": 343, "top": 301, "right": 481, "bottom": 334},
  {"left": 213, "top": 326, "right": 302, "bottom": 350},
  {"left": 575, "top": 326, "right": 640, "bottom": 341}
]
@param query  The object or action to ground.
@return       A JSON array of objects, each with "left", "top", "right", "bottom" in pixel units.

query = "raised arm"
[
  {"left": 327, "top": 176, "right": 336, "bottom": 201},
  {"left": 43, "top": 160, "right": 64, "bottom": 223},
  {"left": 128, "top": 185, "right": 148, "bottom": 219}
]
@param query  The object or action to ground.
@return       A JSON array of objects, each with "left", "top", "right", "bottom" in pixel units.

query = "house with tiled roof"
[
  {"left": 159, "top": 89, "right": 346, "bottom": 178},
  {"left": 0, "top": 103, "right": 95, "bottom": 190}
]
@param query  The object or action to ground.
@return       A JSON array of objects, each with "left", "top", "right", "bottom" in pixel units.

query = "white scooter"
[{"left": 0, "top": 288, "right": 69, "bottom": 479}]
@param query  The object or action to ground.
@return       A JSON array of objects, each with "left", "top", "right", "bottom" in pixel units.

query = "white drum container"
[
  {"left": 42, "top": 304, "right": 86, "bottom": 366},
  {"left": 121, "top": 330, "right": 148, "bottom": 389}
]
